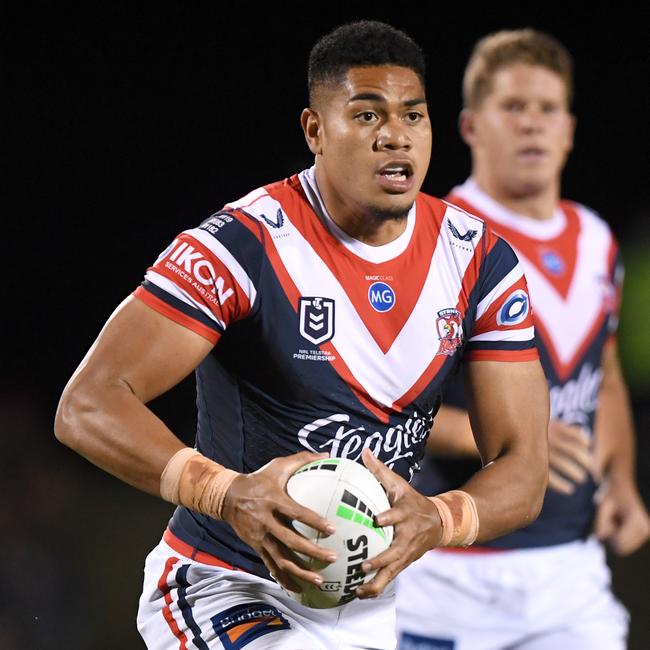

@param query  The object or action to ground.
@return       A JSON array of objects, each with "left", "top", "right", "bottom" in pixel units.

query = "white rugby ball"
[{"left": 285, "top": 457, "right": 393, "bottom": 608}]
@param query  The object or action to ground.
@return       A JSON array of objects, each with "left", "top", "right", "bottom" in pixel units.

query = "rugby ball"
[{"left": 285, "top": 457, "right": 393, "bottom": 608}]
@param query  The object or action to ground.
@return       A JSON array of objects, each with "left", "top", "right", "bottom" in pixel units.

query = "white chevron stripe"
[
  {"left": 510, "top": 208, "right": 610, "bottom": 365},
  {"left": 453, "top": 180, "right": 614, "bottom": 367},
  {"left": 248, "top": 195, "right": 479, "bottom": 407}
]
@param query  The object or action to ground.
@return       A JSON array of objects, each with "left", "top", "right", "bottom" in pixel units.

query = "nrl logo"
[
  {"left": 436, "top": 308, "right": 463, "bottom": 356},
  {"left": 299, "top": 297, "right": 335, "bottom": 345}
]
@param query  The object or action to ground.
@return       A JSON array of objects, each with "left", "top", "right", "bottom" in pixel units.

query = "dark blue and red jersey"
[
  {"left": 134, "top": 168, "right": 538, "bottom": 574},
  {"left": 418, "top": 178, "right": 622, "bottom": 549}
]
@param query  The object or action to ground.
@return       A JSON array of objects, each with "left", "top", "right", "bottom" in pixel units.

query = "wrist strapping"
[
  {"left": 160, "top": 448, "right": 240, "bottom": 519},
  {"left": 428, "top": 490, "right": 479, "bottom": 547}
]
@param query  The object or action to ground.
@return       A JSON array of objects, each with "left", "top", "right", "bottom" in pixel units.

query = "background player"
[
  {"left": 55, "top": 21, "right": 550, "bottom": 649},
  {"left": 396, "top": 28, "right": 650, "bottom": 650}
]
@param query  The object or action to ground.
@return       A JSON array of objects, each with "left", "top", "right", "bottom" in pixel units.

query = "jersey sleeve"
[
  {"left": 464, "top": 232, "right": 538, "bottom": 362},
  {"left": 133, "top": 211, "right": 262, "bottom": 344}
]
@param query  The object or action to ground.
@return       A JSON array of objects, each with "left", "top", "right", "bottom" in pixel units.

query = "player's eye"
[
  {"left": 541, "top": 102, "right": 561, "bottom": 114},
  {"left": 405, "top": 111, "right": 424, "bottom": 123},
  {"left": 503, "top": 100, "right": 525, "bottom": 113},
  {"left": 355, "top": 111, "right": 378, "bottom": 123}
]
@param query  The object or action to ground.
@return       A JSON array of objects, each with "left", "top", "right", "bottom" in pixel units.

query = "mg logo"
[
  {"left": 368, "top": 282, "right": 395, "bottom": 312},
  {"left": 299, "top": 297, "right": 335, "bottom": 345}
]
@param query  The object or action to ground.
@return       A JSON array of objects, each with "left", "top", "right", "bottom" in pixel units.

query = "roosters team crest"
[{"left": 436, "top": 308, "right": 463, "bottom": 356}]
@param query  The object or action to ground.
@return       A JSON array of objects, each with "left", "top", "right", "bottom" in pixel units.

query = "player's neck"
[
  {"left": 314, "top": 169, "right": 409, "bottom": 246},
  {"left": 474, "top": 174, "right": 560, "bottom": 221},
  {"left": 329, "top": 212, "right": 408, "bottom": 246}
]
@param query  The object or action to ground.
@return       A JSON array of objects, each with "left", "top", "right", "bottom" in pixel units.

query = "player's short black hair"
[{"left": 308, "top": 20, "right": 426, "bottom": 105}]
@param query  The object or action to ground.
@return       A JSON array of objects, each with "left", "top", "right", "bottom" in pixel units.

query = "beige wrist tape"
[
  {"left": 160, "top": 448, "right": 239, "bottom": 519},
  {"left": 428, "top": 489, "right": 479, "bottom": 547}
]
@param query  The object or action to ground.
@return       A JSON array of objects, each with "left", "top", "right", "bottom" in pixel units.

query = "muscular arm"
[
  {"left": 429, "top": 397, "right": 592, "bottom": 497},
  {"left": 594, "top": 340, "right": 638, "bottom": 481},
  {"left": 55, "top": 296, "right": 336, "bottom": 589},
  {"left": 593, "top": 339, "right": 650, "bottom": 555},
  {"left": 460, "top": 359, "right": 549, "bottom": 541},
  {"left": 54, "top": 296, "right": 213, "bottom": 494}
]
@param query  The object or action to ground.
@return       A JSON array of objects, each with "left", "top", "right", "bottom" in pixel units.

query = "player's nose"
[
  {"left": 375, "top": 116, "right": 411, "bottom": 151},
  {"left": 518, "top": 106, "right": 545, "bottom": 132}
]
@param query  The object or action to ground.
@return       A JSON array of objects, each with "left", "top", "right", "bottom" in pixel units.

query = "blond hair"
[{"left": 463, "top": 29, "right": 574, "bottom": 109}]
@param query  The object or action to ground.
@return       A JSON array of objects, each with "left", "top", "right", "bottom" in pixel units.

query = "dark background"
[{"left": 4, "top": 4, "right": 649, "bottom": 649}]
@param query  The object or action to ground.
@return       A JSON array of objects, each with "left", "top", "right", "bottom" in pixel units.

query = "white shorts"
[
  {"left": 137, "top": 533, "right": 397, "bottom": 650},
  {"left": 394, "top": 537, "right": 629, "bottom": 650}
]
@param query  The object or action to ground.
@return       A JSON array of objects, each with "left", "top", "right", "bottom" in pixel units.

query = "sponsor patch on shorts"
[
  {"left": 211, "top": 602, "right": 290, "bottom": 649},
  {"left": 399, "top": 630, "right": 455, "bottom": 649}
]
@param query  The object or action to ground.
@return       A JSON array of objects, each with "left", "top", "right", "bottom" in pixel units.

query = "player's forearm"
[
  {"left": 594, "top": 341, "right": 638, "bottom": 484},
  {"left": 427, "top": 405, "right": 479, "bottom": 457},
  {"left": 460, "top": 359, "right": 549, "bottom": 542},
  {"left": 595, "top": 372, "right": 637, "bottom": 484},
  {"left": 459, "top": 444, "right": 548, "bottom": 542},
  {"left": 55, "top": 375, "right": 186, "bottom": 496}
]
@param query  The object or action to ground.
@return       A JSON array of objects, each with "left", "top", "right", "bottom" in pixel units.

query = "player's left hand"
[
  {"left": 355, "top": 448, "right": 442, "bottom": 599},
  {"left": 594, "top": 477, "right": 650, "bottom": 556},
  {"left": 547, "top": 421, "right": 593, "bottom": 494}
]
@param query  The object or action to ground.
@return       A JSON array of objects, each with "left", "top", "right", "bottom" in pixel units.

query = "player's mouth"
[
  {"left": 516, "top": 147, "right": 548, "bottom": 163},
  {"left": 376, "top": 161, "right": 414, "bottom": 192}
]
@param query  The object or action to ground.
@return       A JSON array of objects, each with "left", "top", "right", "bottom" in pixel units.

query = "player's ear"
[
  {"left": 459, "top": 108, "right": 477, "bottom": 146},
  {"left": 301, "top": 108, "right": 323, "bottom": 155}
]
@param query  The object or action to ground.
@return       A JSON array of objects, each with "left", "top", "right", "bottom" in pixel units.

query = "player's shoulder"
[
  {"left": 159, "top": 176, "right": 298, "bottom": 276},
  {"left": 212, "top": 172, "right": 310, "bottom": 233},
  {"left": 418, "top": 191, "right": 521, "bottom": 270},
  {"left": 185, "top": 173, "right": 301, "bottom": 245},
  {"left": 418, "top": 191, "right": 487, "bottom": 240},
  {"left": 561, "top": 198, "right": 616, "bottom": 242},
  {"left": 440, "top": 195, "right": 515, "bottom": 257},
  {"left": 441, "top": 196, "right": 486, "bottom": 228},
  {"left": 226, "top": 175, "right": 294, "bottom": 216}
]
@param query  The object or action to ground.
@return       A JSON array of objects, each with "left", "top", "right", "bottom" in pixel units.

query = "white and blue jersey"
[{"left": 133, "top": 168, "right": 538, "bottom": 575}]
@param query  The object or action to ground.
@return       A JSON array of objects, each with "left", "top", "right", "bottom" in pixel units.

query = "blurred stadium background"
[{"left": 4, "top": 5, "right": 649, "bottom": 649}]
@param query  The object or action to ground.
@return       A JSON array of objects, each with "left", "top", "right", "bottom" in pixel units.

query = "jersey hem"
[{"left": 162, "top": 528, "right": 246, "bottom": 571}]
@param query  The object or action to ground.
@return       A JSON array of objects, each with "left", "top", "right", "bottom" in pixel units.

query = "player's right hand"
[
  {"left": 220, "top": 451, "right": 337, "bottom": 592},
  {"left": 547, "top": 421, "right": 594, "bottom": 494},
  {"left": 355, "top": 448, "right": 443, "bottom": 599}
]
